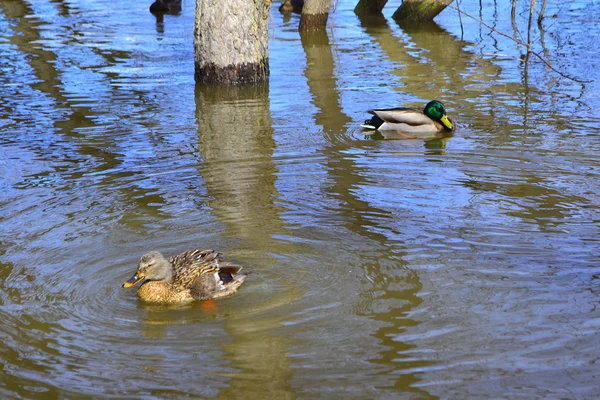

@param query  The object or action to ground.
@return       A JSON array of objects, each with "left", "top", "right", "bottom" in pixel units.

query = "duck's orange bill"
[{"left": 122, "top": 273, "right": 144, "bottom": 288}]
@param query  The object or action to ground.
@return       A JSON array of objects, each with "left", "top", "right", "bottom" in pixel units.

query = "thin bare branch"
[
  {"left": 511, "top": 0, "right": 517, "bottom": 20},
  {"left": 456, "top": 0, "right": 464, "bottom": 41},
  {"left": 527, "top": 0, "right": 536, "bottom": 53},
  {"left": 538, "top": 0, "right": 548, "bottom": 25},
  {"left": 529, "top": 50, "right": 588, "bottom": 82},
  {"left": 331, "top": 0, "right": 339, "bottom": 27},
  {"left": 446, "top": 4, "right": 591, "bottom": 83},
  {"left": 447, "top": 5, "right": 526, "bottom": 45}
]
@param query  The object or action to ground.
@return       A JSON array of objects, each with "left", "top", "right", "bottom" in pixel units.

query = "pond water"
[{"left": 1, "top": 0, "right": 599, "bottom": 398}]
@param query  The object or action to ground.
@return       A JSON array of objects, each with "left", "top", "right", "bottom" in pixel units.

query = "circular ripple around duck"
[{"left": 0, "top": 245, "right": 244, "bottom": 398}]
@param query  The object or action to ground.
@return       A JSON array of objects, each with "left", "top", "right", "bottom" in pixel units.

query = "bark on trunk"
[
  {"left": 354, "top": 0, "right": 389, "bottom": 15},
  {"left": 392, "top": 0, "right": 453, "bottom": 22},
  {"left": 299, "top": 0, "right": 331, "bottom": 31},
  {"left": 194, "top": 0, "right": 272, "bottom": 85}
]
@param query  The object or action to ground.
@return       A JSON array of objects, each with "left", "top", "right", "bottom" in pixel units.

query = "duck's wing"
[
  {"left": 369, "top": 107, "right": 433, "bottom": 125},
  {"left": 216, "top": 261, "right": 243, "bottom": 277},
  {"left": 188, "top": 260, "right": 246, "bottom": 300},
  {"left": 170, "top": 249, "right": 221, "bottom": 291},
  {"left": 171, "top": 249, "right": 246, "bottom": 299}
]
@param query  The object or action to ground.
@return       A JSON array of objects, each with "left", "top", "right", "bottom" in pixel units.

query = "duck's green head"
[{"left": 424, "top": 100, "right": 453, "bottom": 131}]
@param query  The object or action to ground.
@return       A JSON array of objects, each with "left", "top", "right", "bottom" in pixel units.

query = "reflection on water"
[
  {"left": 1, "top": 0, "right": 600, "bottom": 398},
  {"left": 195, "top": 84, "right": 301, "bottom": 399}
]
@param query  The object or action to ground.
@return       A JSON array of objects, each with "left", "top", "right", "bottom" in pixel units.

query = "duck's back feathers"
[
  {"left": 369, "top": 107, "right": 434, "bottom": 125},
  {"left": 169, "top": 249, "right": 220, "bottom": 291},
  {"left": 362, "top": 107, "right": 438, "bottom": 132},
  {"left": 169, "top": 248, "right": 247, "bottom": 300}
]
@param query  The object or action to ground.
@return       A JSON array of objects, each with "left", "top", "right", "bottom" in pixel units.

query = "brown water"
[{"left": 1, "top": 0, "right": 599, "bottom": 398}]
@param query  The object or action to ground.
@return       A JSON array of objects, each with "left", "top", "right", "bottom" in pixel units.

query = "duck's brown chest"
[{"left": 137, "top": 281, "right": 194, "bottom": 304}]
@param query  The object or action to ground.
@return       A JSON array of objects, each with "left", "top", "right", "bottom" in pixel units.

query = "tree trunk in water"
[
  {"left": 194, "top": 0, "right": 272, "bottom": 85},
  {"left": 299, "top": 0, "right": 331, "bottom": 31},
  {"left": 279, "top": 0, "right": 304, "bottom": 13},
  {"left": 392, "top": 0, "right": 453, "bottom": 22},
  {"left": 354, "top": 0, "right": 389, "bottom": 15}
]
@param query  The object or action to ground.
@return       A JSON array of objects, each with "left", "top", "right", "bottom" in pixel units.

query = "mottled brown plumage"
[{"left": 123, "top": 249, "right": 246, "bottom": 304}]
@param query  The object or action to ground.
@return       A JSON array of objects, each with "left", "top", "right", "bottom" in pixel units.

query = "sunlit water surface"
[{"left": 1, "top": 0, "right": 599, "bottom": 398}]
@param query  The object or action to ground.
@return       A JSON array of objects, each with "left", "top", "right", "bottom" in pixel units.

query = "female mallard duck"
[
  {"left": 361, "top": 100, "right": 454, "bottom": 134},
  {"left": 122, "top": 249, "right": 246, "bottom": 304}
]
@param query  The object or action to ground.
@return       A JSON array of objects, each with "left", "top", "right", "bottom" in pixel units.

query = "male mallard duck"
[
  {"left": 122, "top": 249, "right": 246, "bottom": 304},
  {"left": 361, "top": 100, "right": 454, "bottom": 134}
]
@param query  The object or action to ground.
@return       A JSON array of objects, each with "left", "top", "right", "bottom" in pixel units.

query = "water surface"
[{"left": 1, "top": 0, "right": 599, "bottom": 398}]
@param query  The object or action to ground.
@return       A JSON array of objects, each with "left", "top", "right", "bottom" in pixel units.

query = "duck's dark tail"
[
  {"left": 360, "top": 120, "right": 377, "bottom": 130},
  {"left": 213, "top": 273, "right": 247, "bottom": 298},
  {"left": 361, "top": 115, "right": 384, "bottom": 130}
]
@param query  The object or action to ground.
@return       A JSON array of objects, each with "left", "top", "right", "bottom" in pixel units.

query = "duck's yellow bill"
[
  {"left": 440, "top": 115, "right": 453, "bottom": 130},
  {"left": 122, "top": 273, "right": 144, "bottom": 288}
]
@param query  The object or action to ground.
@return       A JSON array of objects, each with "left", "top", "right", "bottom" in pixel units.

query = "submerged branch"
[
  {"left": 446, "top": 4, "right": 590, "bottom": 83},
  {"left": 524, "top": 0, "right": 536, "bottom": 73},
  {"left": 482, "top": 52, "right": 525, "bottom": 62}
]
